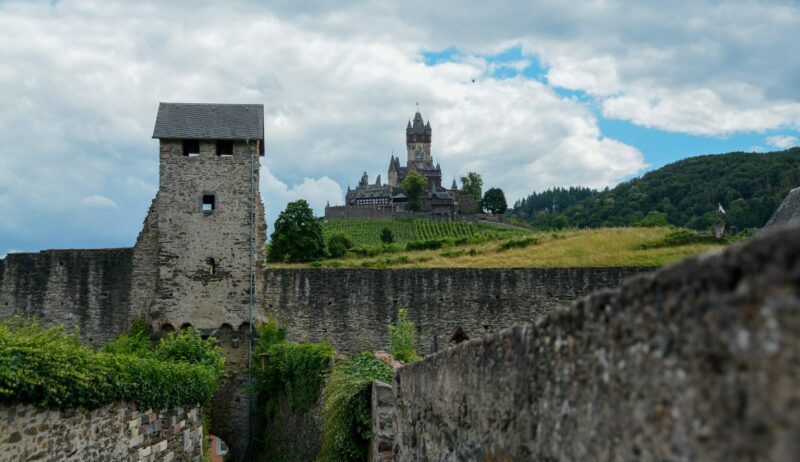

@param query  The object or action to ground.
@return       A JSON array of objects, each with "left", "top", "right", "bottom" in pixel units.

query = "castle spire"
[{"left": 451, "top": 178, "right": 458, "bottom": 190}]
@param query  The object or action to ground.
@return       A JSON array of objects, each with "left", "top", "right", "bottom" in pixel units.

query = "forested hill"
[{"left": 510, "top": 148, "right": 800, "bottom": 230}]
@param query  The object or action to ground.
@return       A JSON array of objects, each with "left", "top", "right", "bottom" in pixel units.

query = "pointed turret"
[
  {"left": 451, "top": 178, "right": 458, "bottom": 190},
  {"left": 406, "top": 120, "right": 412, "bottom": 131}
]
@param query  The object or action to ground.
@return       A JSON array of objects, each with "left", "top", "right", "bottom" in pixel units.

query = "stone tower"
[
  {"left": 137, "top": 102, "right": 267, "bottom": 332},
  {"left": 404, "top": 111, "right": 442, "bottom": 190},
  {"left": 133, "top": 102, "right": 267, "bottom": 460},
  {"left": 406, "top": 111, "right": 432, "bottom": 165}
]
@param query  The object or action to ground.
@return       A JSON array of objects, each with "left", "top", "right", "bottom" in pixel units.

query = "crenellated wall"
[
  {"left": 389, "top": 225, "right": 800, "bottom": 461},
  {"left": 262, "top": 266, "right": 651, "bottom": 355}
]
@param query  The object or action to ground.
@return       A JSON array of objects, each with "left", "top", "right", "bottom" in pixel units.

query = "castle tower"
[
  {"left": 406, "top": 111, "right": 432, "bottom": 164},
  {"left": 141, "top": 103, "right": 267, "bottom": 331},
  {"left": 136, "top": 103, "right": 267, "bottom": 460}
]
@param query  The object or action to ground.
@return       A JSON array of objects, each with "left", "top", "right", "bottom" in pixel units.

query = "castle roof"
[
  {"left": 152, "top": 103, "right": 264, "bottom": 142},
  {"left": 407, "top": 111, "right": 431, "bottom": 134}
]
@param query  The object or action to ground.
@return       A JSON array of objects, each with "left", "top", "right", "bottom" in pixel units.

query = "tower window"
[
  {"left": 202, "top": 194, "right": 216, "bottom": 212},
  {"left": 183, "top": 140, "right": 200, "bottom": 157},
  {"left": 216, "top": 140, "right": 233, "bottom": 156},
  {"left": 206, "top": 257, "right": 216, "bottom": 275}
]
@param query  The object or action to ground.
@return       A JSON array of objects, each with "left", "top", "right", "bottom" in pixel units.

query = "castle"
[{"left": 324, "top": 110, "right": 480, "bottom": 219}]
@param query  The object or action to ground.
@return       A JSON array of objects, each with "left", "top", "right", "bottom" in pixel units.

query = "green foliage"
[
  {"left": 252, "top": 321, "right": 332, "bottom": 461},
  {"left": 634, "top": 211, "right": 670, "bottom": 227},
  {"left": 460, "top": 171, "right": 484, "bottom": 199},
  {"left": 100, "top": 331, "right": 152, "bottom": 358},
  {"left": 256, "top": 342, "right": 333, "bottom": 412},
  {"left": 327, "top": 233, "right": 353, "bottom": 258},
  {"left": 101, "top": 321, "right": 152, "bottom": 358},
  {"left": 156, "top": 328, "right": 225, "bottom": 377},
  {"left": 380, "top": 227, "right": 394, "bottom": 244},
  {"left": 402, "top": 171, "right": 428, "bottom": 212},
  {"left": 319, "top": 218, "right": 528, "bottom": 252},
  {"left": 388, "top": 308, "right": 418, "bottom": 363},
  {"left": 319, "top": 353, "right": 394, "bottom": 462},
  {"left": 406, "top": 238, "right": 447, "bottom": 251},
  {"left": 508, "top": 186, "right": 596, "bottom": 222},
  {"left": 255, "top": 320, "right": 288, "bottom": 353},
  {"left": 482, "top": 187, "right": 508, "bottom": 215},
  {"left": 499, "top": 236, "right": 540, "bottom": 250},
  {"left": 640, "top": 228, "right": 716, "bottom": 249},
  {"left": 0, "top": 318, "right": 222, "bottom": 410},
  {"left": 268, "top": 200, "right": 325, "bottom": 263},
  {"left": 511, "top": 149, "right": 800, "bottom": 230}
]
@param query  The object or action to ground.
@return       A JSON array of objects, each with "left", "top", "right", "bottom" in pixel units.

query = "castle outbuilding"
[{"left": 325, "top": 110, "right": 481, "bottom": 219}]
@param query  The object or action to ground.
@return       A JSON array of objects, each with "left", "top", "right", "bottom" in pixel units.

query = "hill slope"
[{"left": 510, "top": 148, "right": 800, "bottom": 230}]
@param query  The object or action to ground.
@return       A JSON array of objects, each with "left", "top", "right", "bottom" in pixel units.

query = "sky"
[{"left": 1, "top": 0, "right": 799, "bottom": 256}]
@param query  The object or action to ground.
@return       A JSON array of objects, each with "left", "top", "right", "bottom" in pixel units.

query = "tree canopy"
[
  {"left": 509, "top": 148, "right": 800, "bottom": 231},
  {"left": 402, "top": 171, "right": 428, "bottom": 212},
  {"left": 268, "top": 199, "right": 324, "bottom": 262},
  {"left": 460, "top": 172, "right": 483, "bottom": 199},
  {"left": 482, "top": 187, "right": 508, "bottom": 214}
]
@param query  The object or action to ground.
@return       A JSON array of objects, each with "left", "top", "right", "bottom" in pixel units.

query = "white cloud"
[
  {"left": 765, "top": 135, "right": 799, "bottom": 149},
  {"left": 260, "top": 166, "right": 343, "bottom": 235},
  {"left": 0, "top": 0, "right": 798, "bottom": 251},
  {"left": 80, "top": 195, "right": 119, "bottom": 209}
]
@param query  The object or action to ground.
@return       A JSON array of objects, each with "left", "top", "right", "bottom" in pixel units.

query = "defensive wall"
[
  {"left": 0, "top": 248, "right": 134, "bottom": 347},
  {"left": 262, "top": 266, "right": 650, "bottom": 355},
  {"left": 1, "top": 257, "right": 650, "bottom": 356},
  {"left": 378, "top": 224, "right": 800, "bottom": 461},
  {"left": 0, "top": 401, "right": 204, "bottom": 462}
]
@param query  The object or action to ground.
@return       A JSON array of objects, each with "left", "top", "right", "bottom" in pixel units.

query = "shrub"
[
  {"left": 156, "top": 328, "right": 225, "bottom": 376},
  {"left": 406, "top": 238, "right": 447, "bottom": 251},
  {"left": 639, "top": 227, "right": 716, "bottom": 249},
  {"left": 256, "top": 342, "right": 333, "bottom": 412},
  {"left": 0, "top": 318, "right": 222, "bottom": 410},
  {"left": 327, "top": 233, "right": 353, "bottom": 258},
  {"left": 380, "top": 227, "right": 394, "bottom": 244},
  {"left": 319, "top": 353, "right": 394, "bottom": 462},
  {"left": 499, "top": 236, "right": 540, "bottom": 250},
  {"left": 634, "top": 211, "right": 670, "bottom": 227},
  {"left": 100, "top": 319, "right": 153, "bottom": 357},
  {"left": 388, "top": 308, "right": 418, "bottom": 363}
]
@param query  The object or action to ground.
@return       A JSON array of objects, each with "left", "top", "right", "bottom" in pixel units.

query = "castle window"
[
  {"left": 183, "top": 140, "right": 200, "bottom": 157},
  {"left": 202, "top": 194, "right": 216, "bottom": 212},
  {"left": 216, "top": 140, "right": 233, "bottom": 156},
  {"left": 206, "top": 257, "right": 216, "bottom": 275}
]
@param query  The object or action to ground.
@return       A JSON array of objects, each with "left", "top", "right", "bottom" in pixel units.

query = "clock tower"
[{"left": 406, "top": 111, "right": 432, "bottom": 165}]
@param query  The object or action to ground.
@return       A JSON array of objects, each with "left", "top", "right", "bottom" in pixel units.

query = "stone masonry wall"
[
  {"left": 0, "top": 248, "right": 134, "bottom": 347},
  {"left": 149, "top": 139, "right": 266, "bottom": 331},
  {"left": 369, "top": 381, "right": 395, "bottom": 462},
  {"left": 391, "top": 225, "right": 800, "bottom": 461},
  {"left": 0, "top": 401, "right": 203, "bottom": 462},
  {"left": 263, "top": 266, "right": 651, "bottom": 355}
]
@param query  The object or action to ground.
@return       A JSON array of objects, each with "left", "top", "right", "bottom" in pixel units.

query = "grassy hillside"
[
  {"left": 269, "top": 227, "right": 725, "bottom": 269},
  {"left": 510, "top": 148, "right": 800, "bottom": 230},
  {"left": 321, "top": 218, "right": 527, "bottom": 248}
]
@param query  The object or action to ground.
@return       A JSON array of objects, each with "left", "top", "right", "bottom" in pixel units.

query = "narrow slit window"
[
  {"left": 216, "top": 140, "right": 233, "bottom": 156},
  {"left": 202, "top": 194, "right": 216, "bottom": 212},
  {"left": 206, "top": 257, "right": 216, "bottom": 275}
]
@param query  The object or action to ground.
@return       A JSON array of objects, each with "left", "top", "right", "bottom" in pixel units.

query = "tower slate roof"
[
  {"left": 152, "top": 103, "right": 264, "bottom": 141},
  {"left": 407, "top": 111, "right": 431, "bottom": 134},
  {"left": 764, "top": 186, "right": 800, "bottom": 229}
]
